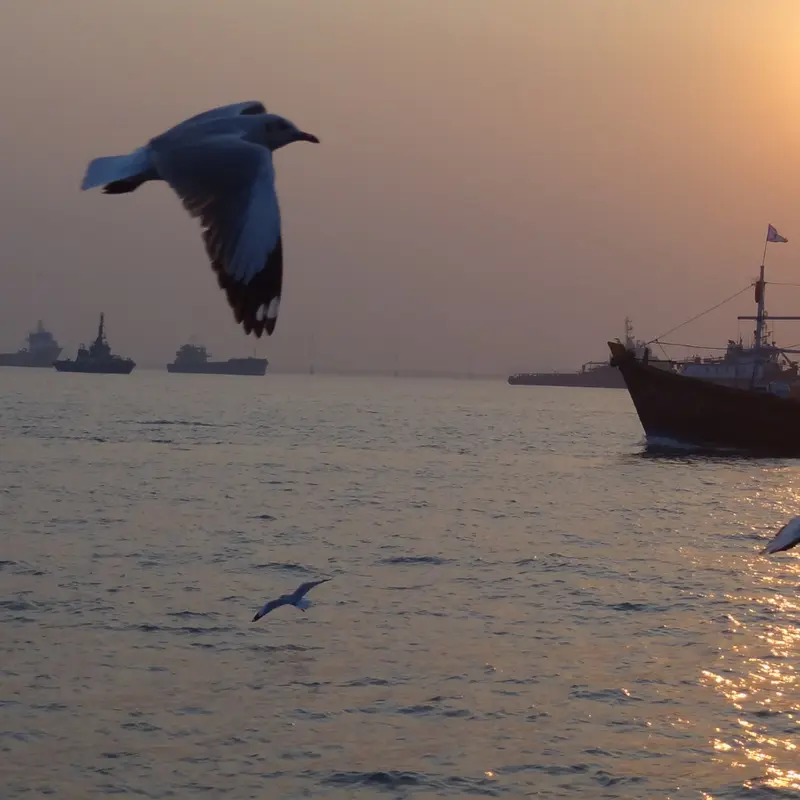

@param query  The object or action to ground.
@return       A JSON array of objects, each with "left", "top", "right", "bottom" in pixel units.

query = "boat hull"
[
  {"left": 609, "top": 341, "right": 800, "bottom": 456},
  {"left": 508, "top": 367, "right": 624, "bottom": 388},
  {"left": 53, "top": 359, "right": 135, "bottom": 374},
  {"left": 166, "top": 358, "right": 267, "bottom": 376},
  {"left": 0, "top": 351, "right": 61, "bottom": 368}
]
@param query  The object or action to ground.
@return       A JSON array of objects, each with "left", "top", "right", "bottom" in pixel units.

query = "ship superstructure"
[
  {"left": 53, "top": 313, "right": 135, "bottom": 374},
  {"left": 0, "top": 320, "right": 62, "bottom": 367}
]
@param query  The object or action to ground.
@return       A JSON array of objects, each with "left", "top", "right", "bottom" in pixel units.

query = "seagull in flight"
[
  {"left": 761, "top": 516, "right": 800, "bottom": 555},
  {"left": 252, "top": 578, "right": 331, "bottom": 622},
  {"left": 80, "top": 100, "right": 320, "bottom": 337}
]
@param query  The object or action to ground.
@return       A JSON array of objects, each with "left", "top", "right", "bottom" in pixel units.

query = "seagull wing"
[
  {"left": 161, "top": 101, "right": 267, "bottom": 138},
  {"left": 252, "top": 597, "right": 287, "bottom": 622},
  {"left": 762, "top": 516, "right": 800, "bottom": 554},
  {"left": 151, "top": 135, "right": 283, "bottom": 337},
  {"left": 293, "top": 578, "right": 331, "bottom": 601}
]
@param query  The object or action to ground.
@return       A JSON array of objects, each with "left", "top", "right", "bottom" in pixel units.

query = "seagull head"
[{"left": 263, "top": 115, "right": 320, "bottom": 151}]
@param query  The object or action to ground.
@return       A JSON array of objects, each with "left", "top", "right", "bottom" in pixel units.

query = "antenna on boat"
[
  {"left": 737, "top": 225, "right": 791, "bottom": 386},
  {"left": 624, "top": 317, "right": 634, "bottom": 349},
  {"left": 96, "top": 312, "right": 107, "bottom": 347}
]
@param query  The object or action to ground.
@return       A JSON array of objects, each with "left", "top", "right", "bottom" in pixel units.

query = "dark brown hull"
[
  {"left": 167, "top": 357, "right": 267, "bottom": 376},
  {"left": 0, "top": 353, "right": 59, "bottom": 368},
  {"left": 608, "top": 341, "right": 800, "bottom": 456},
  {"left": 53, "top": 358, "right": 135, "bottom": 374}
]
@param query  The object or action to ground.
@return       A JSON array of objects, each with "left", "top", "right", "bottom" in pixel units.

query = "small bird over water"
[
  {"left": 252, "top": 578, "right": 331, "bottom": 622},
  {"left": 761, "top": 516, "right": 800, "bottom": 555},
  {"left": 80, "top": 101, "right": 320, "bottom": 337}
]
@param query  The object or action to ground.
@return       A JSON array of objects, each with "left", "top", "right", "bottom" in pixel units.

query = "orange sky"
[{"left": 1, "top": 0, "right": 799, "bottom": 373}]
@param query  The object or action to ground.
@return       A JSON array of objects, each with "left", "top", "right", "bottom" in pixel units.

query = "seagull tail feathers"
[{"left": 81, "top": 148, "right": 153, "bottom": 192}]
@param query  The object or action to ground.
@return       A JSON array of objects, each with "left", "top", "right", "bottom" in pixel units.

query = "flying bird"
[
  {"left": 761, "top": 516, "right": 800, "bottom": 555},
  {"left": 80, "top": 101, "right": 320, "bottom": 337},
  {"left": 252, "top": 578, "right": 331, "bottom": 622}
]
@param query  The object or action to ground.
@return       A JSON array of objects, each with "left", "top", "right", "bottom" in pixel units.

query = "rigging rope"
[
  {"left": 647, "top": 283, "right": 753, "bottom": 345},
  {"left": 654, "top": 341, "right": 731, "bottom": 351}
]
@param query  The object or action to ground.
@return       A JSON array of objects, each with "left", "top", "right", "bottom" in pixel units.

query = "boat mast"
[
  {"left": 755, "top": 264, "right": 766, "bottom": 349},
  {"left": 97, "top": 313, "right": 106, "bottom": 346},
  {"left": 737, "top": 227, "right": 800, "bottom": 384},
  {"left": 745, "top": 265, "right": 767, "bottom": 387},
  {"left": 624, "top": 317, "right": 634, "bottom": 349}
]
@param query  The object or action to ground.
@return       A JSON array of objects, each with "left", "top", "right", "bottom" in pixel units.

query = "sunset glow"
[{"left": 0, "top": 0, "right": 799, "bottom": 372}]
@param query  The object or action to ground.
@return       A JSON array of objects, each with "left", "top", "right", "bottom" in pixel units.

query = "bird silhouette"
[{"left": 252, "top": 578, "right": 331, "bottom": 622}]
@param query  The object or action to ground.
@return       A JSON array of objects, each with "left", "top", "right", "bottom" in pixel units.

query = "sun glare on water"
[{"left": 700, "top": 579, "right": 799, "bottom": 793}]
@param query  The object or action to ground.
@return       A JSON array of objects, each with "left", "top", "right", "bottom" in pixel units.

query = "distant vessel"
[
  {"left": 53, "top": 313, "right": 136, "bottom": 374},
  {"left": 166, "top": 343, "right": 268, "bottom": 375},
  {"left": 0, "top": 320, "right": 62, "bottom": 367},
  {"left": 508, "top": 361, "right": 624, "bottom": 388},
  {"left": 508, "top": 319, "right": 671, "bottom": 388}
]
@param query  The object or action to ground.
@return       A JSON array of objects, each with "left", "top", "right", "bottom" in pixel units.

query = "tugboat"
[
  {"left": 53, "top": 313, "right": 136, "bottom": 374},
  {"left": 166, "top": 343, "right": 268, "bottom": 375},
  {"left": 0, "top": 320, "right": 62, "bottom": 367}
]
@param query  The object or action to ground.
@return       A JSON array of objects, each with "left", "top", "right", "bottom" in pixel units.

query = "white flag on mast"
[{"left": 767, "top": 224, "right": 788, "bottom": 243}]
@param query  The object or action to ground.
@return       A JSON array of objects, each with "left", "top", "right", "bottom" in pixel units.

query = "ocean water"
[{"left": 1, "top": 368, "right": 798, "bottom": 799}]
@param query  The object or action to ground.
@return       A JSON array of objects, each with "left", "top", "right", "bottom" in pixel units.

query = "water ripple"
[{"left": 1, "top": 373, "right": 798, "bottom": 798}]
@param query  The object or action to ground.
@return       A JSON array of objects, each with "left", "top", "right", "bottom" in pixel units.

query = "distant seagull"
[
  {"left": 252, "top": 578, "right": 331, "bottom": 622},
  {"left": 761, "top": 516, "right": 800, "bottom": 554},
  {"left": 80, "top": 101, "right": 320, "bottom": 337}
]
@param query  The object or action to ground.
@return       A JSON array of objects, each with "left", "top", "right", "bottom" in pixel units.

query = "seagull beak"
[{"left": 298, "top": 131, "right": 320, "bottom": 143}]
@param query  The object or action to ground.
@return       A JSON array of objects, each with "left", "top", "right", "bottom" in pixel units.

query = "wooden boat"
[
  {"left": 609, "top": 228, "right": 800, "bottom": 455},
  {"left": 609, "top": 340, "right": 800, "bottom": 456}
]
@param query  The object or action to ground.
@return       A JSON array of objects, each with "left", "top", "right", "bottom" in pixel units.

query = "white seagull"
[
  {"left": 80, "top": 101, "right": 320, "bottom": 337},
  {"left": 252, "top": 578, "right": 331, "bottom": 622},
  {"left": 761, "top": 516, "right": 800, "bottom": 555}
]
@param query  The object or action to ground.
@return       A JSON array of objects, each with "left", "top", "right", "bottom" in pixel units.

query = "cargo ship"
[
  {"left": 508, "top": 360, "right": 625, "bottom": 388},
  {"left": 0, "top": 320, "right": 62, "bottom": 367},
  {"left": 166, "top": 343, "right": 268, "bottom": 375},
  {"left": 508, "top": 319, "right": 663, "bottom": 388},
  {"left": 53, "top": 313, "right": 135, "bottom": 374}
]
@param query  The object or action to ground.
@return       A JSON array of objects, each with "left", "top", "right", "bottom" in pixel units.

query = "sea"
[{"left": 1, "top": 368, "right": 798, "bottom": 799}]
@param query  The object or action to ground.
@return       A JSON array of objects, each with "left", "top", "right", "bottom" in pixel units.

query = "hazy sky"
[{"left": 1, "top": 0, "right": 799, "bottom": 373}]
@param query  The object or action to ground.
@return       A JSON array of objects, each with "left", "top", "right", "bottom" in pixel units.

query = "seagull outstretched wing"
[
  {"left": 292, "top": 578, "right": 331, "bottom": 601},
  {"left": 252, "top": 597, "right": 289, "bottom": 622},
  {"left": 150, "top": 135, "right": 283, "bottom": 337},
  {"left": 251, "top": 579, "right": 330, "bottom": 623},
  {"left": 762, "top": 516, "right": 800, "bottom": 554}
]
